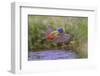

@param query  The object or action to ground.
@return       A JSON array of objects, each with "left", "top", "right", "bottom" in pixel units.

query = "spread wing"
[{"left": 45, "top": 24, "right": 54, "bottom": 38}]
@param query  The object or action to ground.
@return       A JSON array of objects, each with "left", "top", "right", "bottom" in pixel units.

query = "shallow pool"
[{"left": 28, "top": 50, "right": 79, "bottom": 61}]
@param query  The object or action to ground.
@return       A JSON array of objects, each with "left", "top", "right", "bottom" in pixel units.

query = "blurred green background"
[{"left": 28, "top": 15, "right": 88, "bottom": 58}]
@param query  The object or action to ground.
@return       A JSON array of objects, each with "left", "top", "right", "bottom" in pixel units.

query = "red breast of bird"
[{"left": 47, "top": 33, "right": 56, "bottom": 40}]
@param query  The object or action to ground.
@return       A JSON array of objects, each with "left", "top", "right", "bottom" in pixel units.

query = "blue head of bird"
[{"left": 57, "top": 28, "right": 63, "bottom": 33}]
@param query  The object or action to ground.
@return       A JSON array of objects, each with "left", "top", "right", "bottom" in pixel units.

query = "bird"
[{"left": 45, "top": 25, "right": 72, "bottom": 44}]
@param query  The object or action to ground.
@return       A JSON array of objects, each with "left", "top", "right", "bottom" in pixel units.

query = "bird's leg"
[{"left": 61, "top": 42, "right": 65, "bottom": 50}]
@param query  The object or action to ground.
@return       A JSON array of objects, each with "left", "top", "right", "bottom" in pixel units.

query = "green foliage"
[{"left": 28, "top": 15, "right": 88, "bottom": 58}]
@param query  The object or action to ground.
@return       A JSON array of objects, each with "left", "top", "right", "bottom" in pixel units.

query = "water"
[{"left": 28, "top": 50, "right": 79, "bottom": 61}]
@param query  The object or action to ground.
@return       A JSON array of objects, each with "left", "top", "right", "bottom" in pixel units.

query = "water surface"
[{"left": 28, "top": 50, "right": 79, "bottom": 61}]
